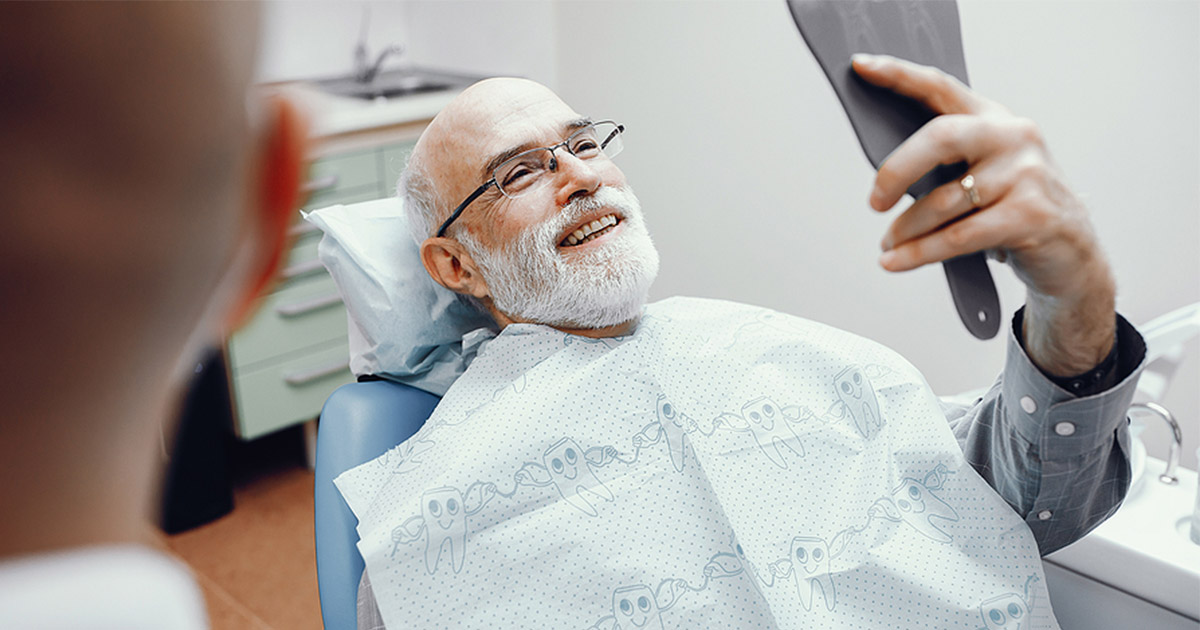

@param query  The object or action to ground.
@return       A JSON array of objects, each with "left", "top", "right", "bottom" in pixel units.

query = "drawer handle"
[
  {"left": 288, "top": 222, "right": 321, "bottom": 238},
  {"left": 281, "top": 259, "right": 325, "bottom": 280},
  {"left": 275, "top": 292, "right": 343, "bottom": 318},
  {"left": 284, "top": 359, "right": 350, "bottom": 387},
  {"left": 303, "top": 174, "right": 339, "bottom": 194}
]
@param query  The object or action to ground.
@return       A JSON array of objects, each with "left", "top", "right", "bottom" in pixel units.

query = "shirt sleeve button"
[
  {"left": 1037, "top": 510, "right": 1053, "bottom": 521},
  {"left": 1020, "top": 396, "right": 1038, "bottom": 414},
  {"left": 1054, "top": 422, "right": 1076, "bottom": 436}
]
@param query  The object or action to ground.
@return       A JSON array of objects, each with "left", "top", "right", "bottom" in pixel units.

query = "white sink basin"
[{"left": 1045, "top": 447, "right": 1200, "bottom": 621}]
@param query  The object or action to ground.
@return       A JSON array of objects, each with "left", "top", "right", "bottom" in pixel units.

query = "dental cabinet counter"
[
  {"left": 224, "top": 80, "right": 461, "bottom": 444},
  {"left": 284, "top": 85, "right": 454, "bottom": 148}
]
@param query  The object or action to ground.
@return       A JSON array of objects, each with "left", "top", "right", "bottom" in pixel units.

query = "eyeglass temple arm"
[
  {"left": 600, "top": 124, "right": 624, "bottom": 149},
  {"left": 435, "top": 180, "right": 495, "bottom": 238}
]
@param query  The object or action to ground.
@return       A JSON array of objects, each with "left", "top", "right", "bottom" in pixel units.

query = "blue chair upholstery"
[{"left": 314, "top": 380, "right": 440, "bottom": 630}]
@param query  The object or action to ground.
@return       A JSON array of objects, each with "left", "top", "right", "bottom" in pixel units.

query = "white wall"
[
  {"left": 400, "top": 1, "right": 558, "bottom": 88},
  {"left": 258, "top": 0, "right": 1199, "bottom": 468},
  {"left": 255, "top": 0, "right": 557, "bottom": 87},
  {"left": 256, "top": 1, "right": 411, "bottom": 83},
  {"left": 553, "top": 0, "right": 1200, "bottom": 467}
]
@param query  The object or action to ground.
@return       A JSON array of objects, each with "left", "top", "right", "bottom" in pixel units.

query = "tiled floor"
[{"left": 159, "top": 428, "right": 323, "bottom": 630}]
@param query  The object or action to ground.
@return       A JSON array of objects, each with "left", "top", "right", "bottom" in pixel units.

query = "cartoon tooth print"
[
  {"left": 611, "top": 584, "right": 666, "bottom": 630},
  {"left": 375, "top": 437, "right": 435, "bottom": 474},
  {"left": 977, "top": 575, "right": 1040, "bottom": 630},
  {"left": 891, "top": 477, "right": 959, "bottom": 543},
  {"left": 788, "top": 535, "right": 837, "bottom": 612},
  {"left": 730, "top": 534, "right": 773, "bottom": 597},
  {"left": 718, "top": 397, "right": 806, "bottom": 469},
  {"left": 544, "top": 437, "right": 614, "bottom": 516},
  {"left": 834, "top": 365, "right": 884, "bottom": 439},
  {"left": 979, "top": 593, "right": 1031, "bottom": 630},
  {"left": 655, "top": 395, "right": 692, "bottom": 472},
  {"left": 421, "top": 486, "right": 468, "bottom": 574}
]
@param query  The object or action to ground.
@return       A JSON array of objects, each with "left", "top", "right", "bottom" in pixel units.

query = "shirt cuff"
[{"left": 1001, "top": 309, "right": 1146, "bottom": 458}]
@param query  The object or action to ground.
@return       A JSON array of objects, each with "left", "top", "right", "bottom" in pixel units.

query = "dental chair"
[{"left": 313, "top": 379, "right": 440, "bottom": 630}]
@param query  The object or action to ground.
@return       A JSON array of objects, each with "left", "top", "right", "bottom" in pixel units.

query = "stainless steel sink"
[{"left": 314, "top": 68, "right": 476, "bottom": 101}]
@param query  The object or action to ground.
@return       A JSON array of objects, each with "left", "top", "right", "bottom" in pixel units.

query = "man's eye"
[
  {"left": 502, "top": 167, "right": 533, "bottom": 187},
  {"left": 571, "top": 138, "right": 600, "bottom": 155}
]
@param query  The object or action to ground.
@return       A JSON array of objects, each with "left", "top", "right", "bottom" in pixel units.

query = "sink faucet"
[
  {"left": 352, "top": 7, "right": 403, "bottom": 84},
  {"left": 1129, "top": 402, "right": 1182, "bottom": 485},
  {"left": 355, "top": 42, "right": 404, "bottom": 84}
]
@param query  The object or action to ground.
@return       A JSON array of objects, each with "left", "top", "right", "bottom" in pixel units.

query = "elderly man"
[
  {"left": 0, "top": 3, "right": 303, "bottom": 627},
  {"left": 346, "top": 56, "right": 1143, "bottom": 629}
]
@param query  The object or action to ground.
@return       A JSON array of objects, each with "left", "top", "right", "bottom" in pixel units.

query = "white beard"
[{"left": 457, "top": 185, "right": 660, "bottom": 329}]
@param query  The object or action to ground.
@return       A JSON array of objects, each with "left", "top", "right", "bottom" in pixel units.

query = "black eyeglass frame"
[{"left": 433, "top": 120, "right": 625, "bottom": 238}]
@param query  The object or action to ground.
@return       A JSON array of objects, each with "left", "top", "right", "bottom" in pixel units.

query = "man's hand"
[{"left": 852, "top": 53, "right": 1115, "bottom": 377}]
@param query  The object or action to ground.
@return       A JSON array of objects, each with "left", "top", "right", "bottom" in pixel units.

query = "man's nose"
[{"left": 551, "top": 150, "right": 602, "bottom": 208}]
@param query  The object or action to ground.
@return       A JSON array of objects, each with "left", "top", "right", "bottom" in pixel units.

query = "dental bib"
[{"left": 336, "top": 297, "right": 1057, "bottom": 629}]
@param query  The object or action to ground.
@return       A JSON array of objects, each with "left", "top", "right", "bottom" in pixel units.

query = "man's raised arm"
[{"left": 850, "top": 54, "right": 1146, "bottom": 553}]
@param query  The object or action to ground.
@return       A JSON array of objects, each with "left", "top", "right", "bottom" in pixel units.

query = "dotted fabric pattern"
[{"left": 335, "top": 297, "right": 1058, "bottom": 630}]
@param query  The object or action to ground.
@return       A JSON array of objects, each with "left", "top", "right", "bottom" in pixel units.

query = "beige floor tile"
[{"left": 165, "top": 463, "right": 322, "bottom": 630}]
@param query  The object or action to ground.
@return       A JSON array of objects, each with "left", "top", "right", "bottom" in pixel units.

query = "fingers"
[
  {"left": 871, "top": 113, "right": 1041, "bottom": 213},
  {"left": 869, "top": 114, "right": 1013, "bottom": 212},
  {"left": 878, "top": 198, "right": 1027, "bottom": 272},
  {"left": 879, "top": 158, "right": 1004, "bottom": 252},
  {"left": 851, "top": 53, "right": 984, "bottom": 117}
]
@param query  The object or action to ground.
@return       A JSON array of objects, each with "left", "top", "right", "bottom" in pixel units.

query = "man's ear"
[
  {"left": 420, "top": 236, "right": 490, "bottom": 300},
  {"left": 227, "top": 96, "right": 307, "bottom": 328}
]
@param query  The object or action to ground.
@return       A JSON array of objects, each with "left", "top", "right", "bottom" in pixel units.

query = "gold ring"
[{"left": 960, "top": 174, "right": 981, "bottom": 207}]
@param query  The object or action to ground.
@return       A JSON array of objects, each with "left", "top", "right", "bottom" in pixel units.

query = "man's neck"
[
  {"left": 551, "top": 317, "right": 639, "bottom": 338},
  {"left": 489, "top": 307, "right": 640, "bottom": 338}
]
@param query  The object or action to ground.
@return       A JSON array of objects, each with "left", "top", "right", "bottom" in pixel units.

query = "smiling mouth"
[{"left": 560, "top": 213, "right": 620, "bottom": 248}]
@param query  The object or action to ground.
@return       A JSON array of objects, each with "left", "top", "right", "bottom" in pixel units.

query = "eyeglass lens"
[{"left": 493, "top": 122, "right": 623, "bottom": 198}]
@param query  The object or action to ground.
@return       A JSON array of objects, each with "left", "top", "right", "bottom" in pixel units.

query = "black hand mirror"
[{"left": 786, "top": 0, "right": 1001, "bottom": 339}]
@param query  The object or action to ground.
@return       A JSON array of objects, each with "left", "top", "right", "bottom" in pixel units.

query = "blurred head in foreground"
[{"left": 0, "top": 2, "right": 304, "bottom": 557}]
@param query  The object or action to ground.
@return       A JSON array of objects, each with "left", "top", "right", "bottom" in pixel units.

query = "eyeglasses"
[{"left": 434, "top": 120, "right": 625, "bottom": 238}]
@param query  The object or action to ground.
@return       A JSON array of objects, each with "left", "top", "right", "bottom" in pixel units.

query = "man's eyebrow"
[
  {"left": 480, "top": 117, "right": 596, "bottom": 178},
  {"left": 564, "top": 117, "right": 593, "bottom": 131}
]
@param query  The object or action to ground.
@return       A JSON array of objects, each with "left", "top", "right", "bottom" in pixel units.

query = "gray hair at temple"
[
  {"left": 397, "top": 152, "right": 444, "bottom": 247},
  {"left": 397, "top": 154, "right": 488, "bottom": 314}
]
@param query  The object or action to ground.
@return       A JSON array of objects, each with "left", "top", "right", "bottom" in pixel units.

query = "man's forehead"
[{"left": 419, "top": 78, "right": 584, "bottom": 186}]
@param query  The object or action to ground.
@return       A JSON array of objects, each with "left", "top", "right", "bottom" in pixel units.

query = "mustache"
[{"left": 527, "top": 186, "right": 637, "bottom": 248}]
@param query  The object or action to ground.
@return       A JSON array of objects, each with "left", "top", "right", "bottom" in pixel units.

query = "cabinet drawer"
[
  {"left": 285, "top": 232, "right": 320, "bottom": 269},
  {"left": 232, "top": 340, "right": 354, "bottom": 440},
  {"left": 229, "top": 273, "right": 347, "bottom": 372},
  {"left": 303, "top": 148, "right": 380, "bottom": 198},
  {"left": 304, "top": 184, "right": 385, "bottom": 212}
]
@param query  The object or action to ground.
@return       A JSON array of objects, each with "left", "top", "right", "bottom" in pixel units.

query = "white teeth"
[{"left": 561, "top": 214, "right": 620, "bottom": 247}]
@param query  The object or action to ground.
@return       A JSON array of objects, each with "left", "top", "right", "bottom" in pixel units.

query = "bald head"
[
  {"left": 0, "top": 3, "right": 263, "bottom": 292},
  {"left": 0, "top": 2, "right": 310, "bottom": 558}
]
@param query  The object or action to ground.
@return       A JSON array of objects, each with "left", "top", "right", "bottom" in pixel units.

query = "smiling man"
[{"left": 347, "top": 62, "right": 1145, "bottom": 629}]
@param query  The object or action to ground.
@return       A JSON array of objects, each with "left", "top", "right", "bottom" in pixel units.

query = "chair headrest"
[{"left": 302, "top": 197, "right": 497, "bottom": 396}]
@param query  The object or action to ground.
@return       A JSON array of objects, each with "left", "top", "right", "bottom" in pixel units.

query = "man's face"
[{"left": 424, "top": 80, "right": 659, "bottom": 329}]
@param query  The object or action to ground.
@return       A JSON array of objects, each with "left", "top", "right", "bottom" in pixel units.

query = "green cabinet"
[{"left": 226, "top": 138, "right": 418, "bottom": 440}]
